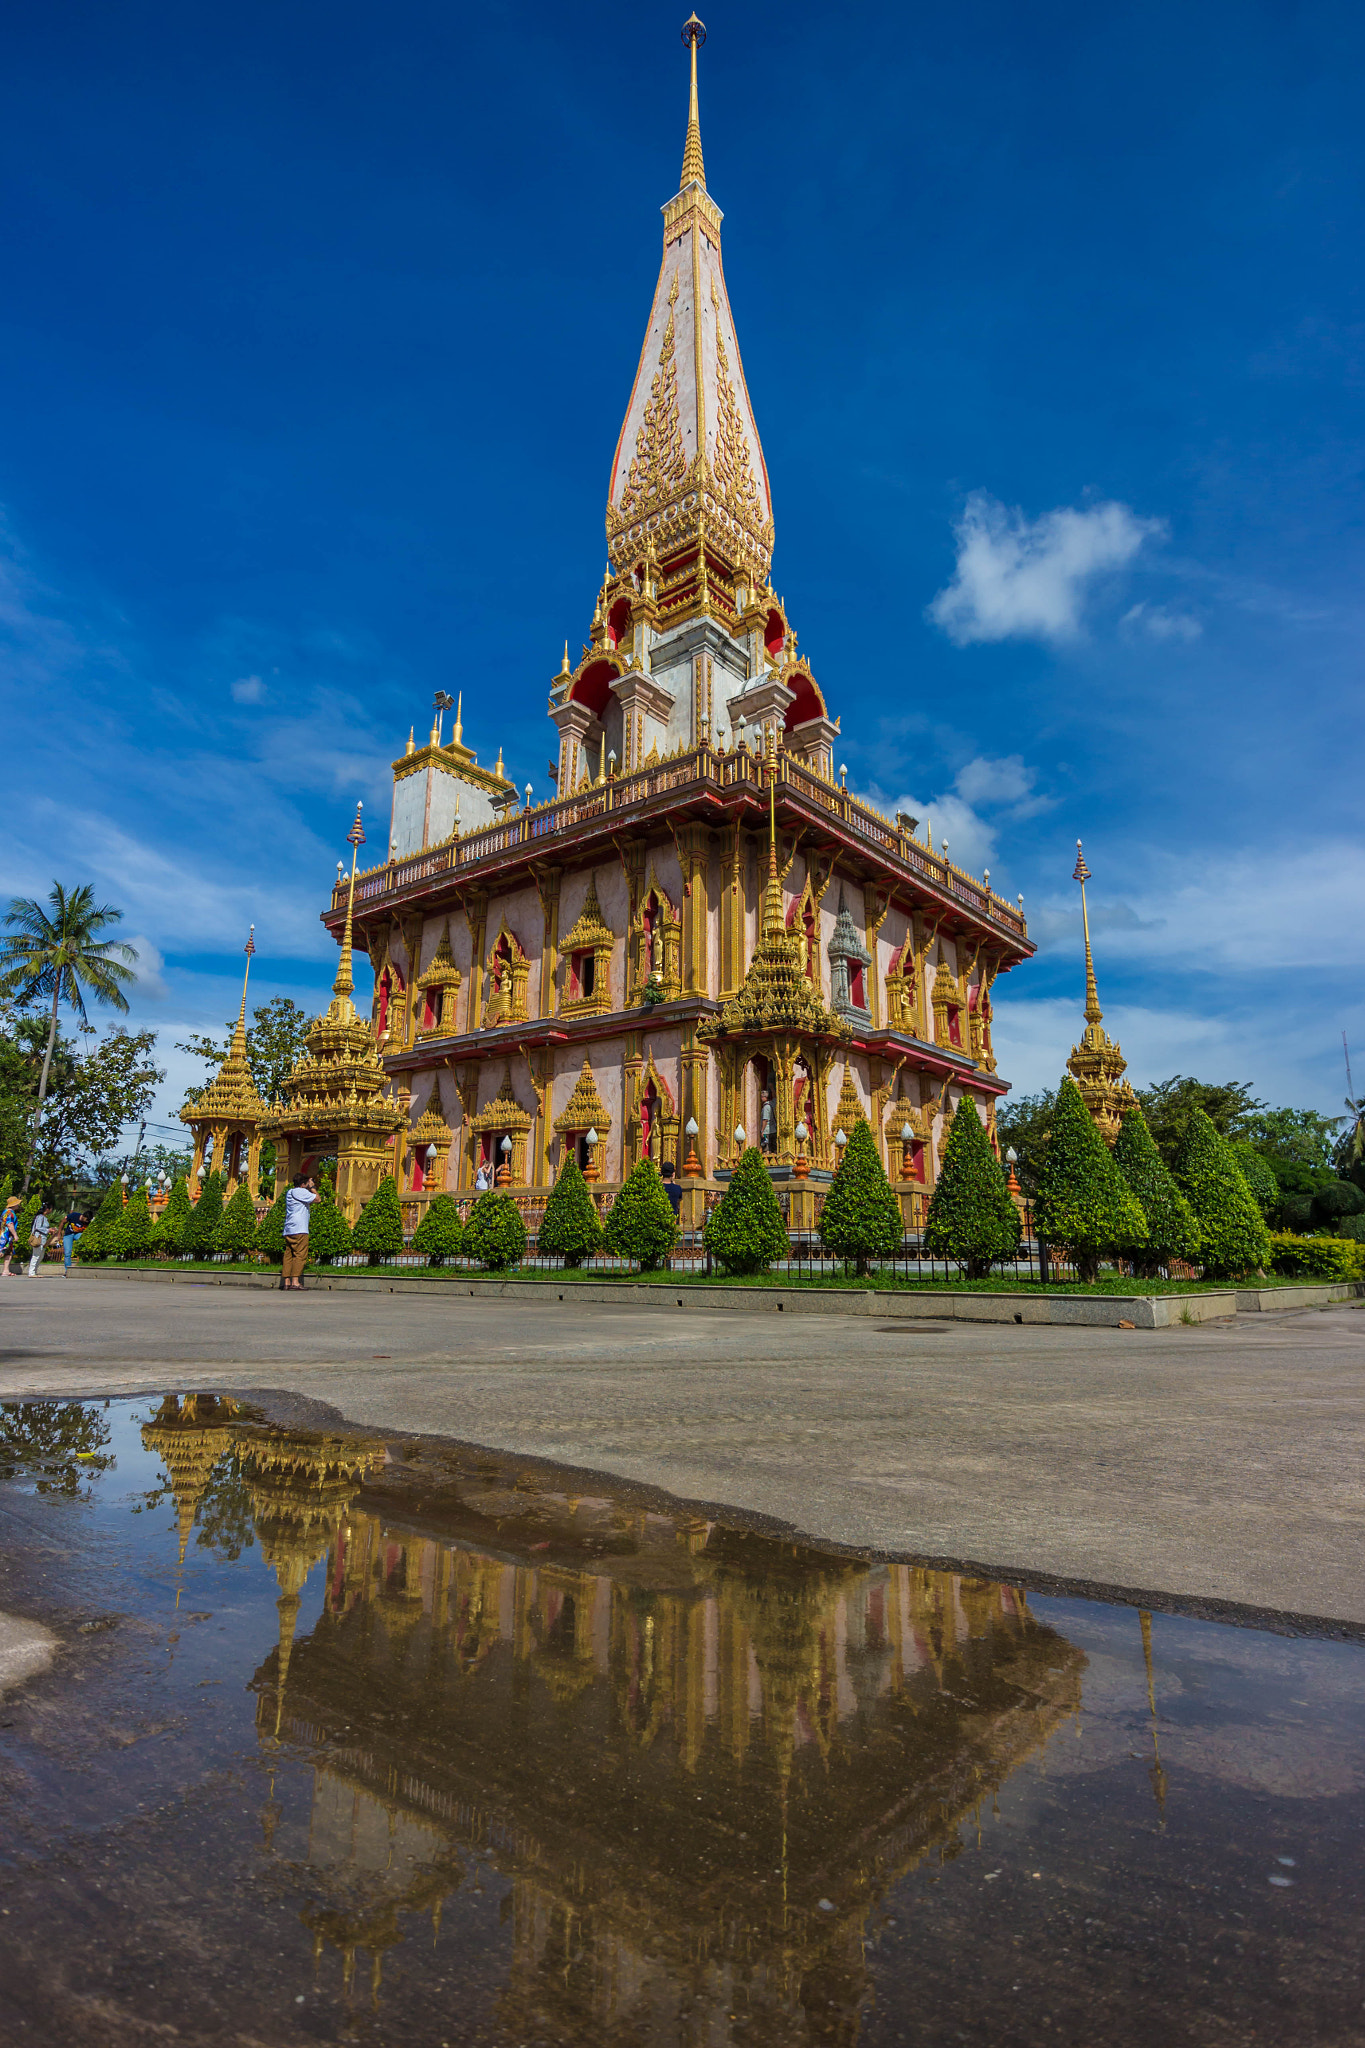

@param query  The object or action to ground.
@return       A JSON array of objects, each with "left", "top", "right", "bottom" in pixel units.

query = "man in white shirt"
[
  {"left": 282, "top": 1174, "right": 319, "bottom": 1290},
  {"left": 26, "top": 1205, "right": 51, "bottom": 1277}
]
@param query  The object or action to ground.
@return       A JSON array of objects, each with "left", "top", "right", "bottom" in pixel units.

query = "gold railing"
[{"left": 334, "top": 744, "right": 1027, "bottom": 939}]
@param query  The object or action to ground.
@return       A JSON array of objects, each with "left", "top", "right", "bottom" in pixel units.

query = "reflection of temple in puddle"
[
  {"left": 241, "top": 1455, "right": 1086, "bottom": 2037},
  {"left": 140, "top": 1395, "right": 242, "bottom": 1607}
]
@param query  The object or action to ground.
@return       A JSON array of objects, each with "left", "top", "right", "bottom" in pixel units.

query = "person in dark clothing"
[{"left": 660, "top": 1161, "right": 683, "bottom": 1218}]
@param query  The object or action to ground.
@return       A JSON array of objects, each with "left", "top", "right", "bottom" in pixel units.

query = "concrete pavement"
[{"left": 3, "top": 1272, "right": 1364, "bottom": 1629}]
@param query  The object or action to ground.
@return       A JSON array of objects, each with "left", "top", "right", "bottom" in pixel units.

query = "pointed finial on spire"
[
  {"left": 333, "top": 802, "right": 365, "bottom": 1005},
  {"left": 560, "top": 641, "right": 570, "bottom": 676},
  {"left": 452, "top": 690, "right": 463, "bottom": 748},
  {"left": 232, "top": 925, "right": 255, "bottom": 1055},
  {"left": 681, "top": 15, "right": 707, "bottom": 190},
  {"left": 1072, "top": 840, "right": 1103, "bottom": 1026},
  {"left": 405, "top": 726, "right": 415, "bottom": 756}
]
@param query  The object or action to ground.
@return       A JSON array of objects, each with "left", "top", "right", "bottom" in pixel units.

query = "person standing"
[
  {"left": 282, "top": 1172, "right": 318, "bottom": 1291},
  {"left": 474, "top": 1161, "right": 490, "bottom": 1193},
  {"left": 0, "top": 1197, "right": 20, "bottom": 1277},
  {"left": 660, "top": 1161, "right": 683, "bottom": 1220},
  {"left": 26, "top": 1203, "right": 51, "bottom": 1277},
  {"left": 62, "top": 1206, "right": 85, "bottom": 1275}
]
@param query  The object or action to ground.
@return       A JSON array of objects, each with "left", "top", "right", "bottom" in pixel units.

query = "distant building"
[{"left": 321, "top": 22, "right": 1033, "bottom": 1221}]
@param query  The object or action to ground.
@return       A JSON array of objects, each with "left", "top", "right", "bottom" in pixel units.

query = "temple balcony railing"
[{"left": 332, "top": 743, "right": 1027, "bottom": 942}]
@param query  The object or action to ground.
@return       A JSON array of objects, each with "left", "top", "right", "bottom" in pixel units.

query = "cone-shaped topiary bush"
[
  {"left": 1034, "top": 1078, "right": 1147, "bottom": 1283},
  {"left": 75, "top": 1181, "right": 124, "bottom": 1261},
  {"left": 216, "top": 1182, "right": 259, "bottom": 1260},
  {"left": 923, "top": 1100, "right": 1022, "bottom": 1279},
  {"left": 819, "top": 1117, "right": 905, "bottom": 1276},
  {"left": 187, "top": 1170, "right": 225, "bottom": 1258},
  {"left": 1230, "top": 1142, "right": 1278, "bottom": 1216},
  {"left": 308, "top": 1181, "right": 354, "bottom": 1265},
  {"left": 110, "top": 1187, "right": 154, "bottom": 1260},
  {"left": 704, "top": 1146, "right": 789, "bottom": 1275},
  {"left": 152, "top": 1175, "right": 195, "bottom": 1257},
  {"left": 604, "top": 1158, "right": 678, "bottom": 1271},
  {"left": 413, "top": 1193, "right": 464, "bottom": 1266},
  {"left": 537, "top": 1156, "right": 604, "bottom": 1267},
  {"left": 352, "top": 1174, "right": 405, "bottom": 1267},
  {"left": 253, "top": 1191, "right": 287, "bottom": 1264},
  {"left": 1114, "top": 1109, "right": 1201, "bottom": 1277},
  {"left": 462, "top": 1191, "right": 526, "bottom": 1271},
  {"left": 1173, "top": 1110, "right": 1270, "bottom": 1278}
]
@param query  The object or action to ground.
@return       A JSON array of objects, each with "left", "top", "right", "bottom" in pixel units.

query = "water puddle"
[{"left": 0, "top": 1395, "right": 1361, "bottom": 2045}]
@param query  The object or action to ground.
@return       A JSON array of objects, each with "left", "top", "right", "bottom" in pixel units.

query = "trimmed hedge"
[
  {"left": 819, "top": 1117, "right": 905, "bottom": 1276},
  {"left": 462, "top": 1191, "right": 527, "bottom": 1271},
  {"left": 352, "top": 1174, "right": 405, "bottom": 1266},
  {"left": 412, "top": 1193, "right": 465, "bottom": 1265},
  {"left": 153, "top": 1175, "right": 195, "bottom": 1257},
  {"left": 537, "top": 1157, "right": 604, "bottom": 1267},
  {"left": 110, "top": 1188, "right": 154, "bottom": 1261},
  {"left": 1034, "top": 1078, "right": 1147, "bottom": 1283},
  {"left": 308, "top": 1183, "right": 354, "bottom": 1265},
  {"left": 187, "top": 1171, "right": 225, "bottom": 1258},
  {"left": 704, "top": 1147, "right": 789, "bottom": 1275},
  {"left": 1173, "top": 1110, "right": 1271, "bottom": 1279},
  {"left": 923, "top": 1100, "right": 1021, "bottom": 1279},
  {"left": 1268, "top": 1231, "right": 1365, "bottom": 1282},
  {"left": 604, "top": 1159, "right": 678, "bottom": 1271},
  {"left": 1114, "top": 1109, "right": 1201, "bottom": 1276},
  {"left": 75, "top": 1182, "right": 124, "bottom": 1261}
]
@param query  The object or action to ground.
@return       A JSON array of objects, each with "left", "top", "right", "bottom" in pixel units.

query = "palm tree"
[{"left": 1, "top": 884, "right": 139, "bottom": 1192}]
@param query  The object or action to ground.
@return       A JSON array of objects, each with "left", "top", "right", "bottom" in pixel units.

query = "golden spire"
[
  {"left": 452, "top": 690, "right": 464, "bottom": 747},
  {"left": 333, "top": 802, "right": 365, "bottom": 1004},
  {"left": 560, "top": 641, "right": 570, "bottom": 677},
  {"left": 404, "top": 726, "right": 415, "bottom": 756},
  {"left": 231, "top": 925, "right": 256, "bottom": 1057},
  {"left": 680, "top": 15, "right": 707, "bottom": 189},
  {"left": 1073, "top": 840, "right": 1102, "bottom": 1027},
  {"left": 762, "top": 730, "right": 783, "bottom": 937}
]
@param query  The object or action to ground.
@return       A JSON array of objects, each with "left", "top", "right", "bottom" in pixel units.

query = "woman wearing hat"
[{"left": 0, "top": 1197, "right": 21, "bottom": 1278}]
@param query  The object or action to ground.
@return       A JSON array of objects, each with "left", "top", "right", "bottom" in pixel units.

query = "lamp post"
[
  {"left": 834, "top": 1129, "right": 848, "bottom": 1155},
  {"left": 497, "top": 1134, "right": 513, "bottom": 1187},
  {"left": 1005, "top": 1146, "right": 1021, "bottom": 1197},
  {"left": 733, "top": 1123, "right": 746, "bottom": 1166},
  {"left": 793, "top": 1119, "right": 809, "bottom": 1180},
  {"left": 683, "top": 1116, "right": 701, "bottom": 1178},
  {"left": 432, "top": 690, "right": 454, "bottom": 746},
  {"left": 584, "top": 1127, "right": 599, "bottom": 1184},
  {"left": 901, "top": 1121, "right": 917, "bottom": 1179}
]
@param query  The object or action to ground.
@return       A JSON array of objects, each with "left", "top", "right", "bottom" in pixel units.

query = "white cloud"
[
  {"left": 1121, "top": 602, "right": 1201, "bottom": 642},
  {"left": 231, "top": 673, "right": 266, "bottom": 704},
  {"left": 890, "top": 755, "right": 1053, "bottom": 882},
  {"left": 928, "top": 492, "right": 1165, "bottom": 645},
  {"left": 119, "top": 935, "right": 170, "bottom": 1003}
]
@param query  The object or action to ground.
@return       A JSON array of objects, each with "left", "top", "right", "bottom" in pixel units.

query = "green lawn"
[{"left": 70, "top": 1258, "right": 1339, "bottom": 1296}]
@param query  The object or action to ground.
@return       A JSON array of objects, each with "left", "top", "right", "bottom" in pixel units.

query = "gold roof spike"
[
  {"left": 681, "top": 14, "right": 707, "bottom": 190},
  {"left": 180, "top": 929, "right": 271, "bottom": 1133},
  {"left": 1065, "top": 841, "right": 1137, "bottom": 1143},
  {"left": 554, "top": 1055, "right": 613, "bottom": 1136}
]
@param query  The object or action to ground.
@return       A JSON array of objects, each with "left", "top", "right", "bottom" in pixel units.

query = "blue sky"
[{"left": 2, "top": 0, "right": 1362, "bottom": 1141}]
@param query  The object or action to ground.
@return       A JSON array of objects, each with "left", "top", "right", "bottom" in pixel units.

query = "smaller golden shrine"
[
  {"left": 140, "top": 1393, "right": 239, "bottom": 1569},
  {"left": 180, "top": 927, "right": 270, "bottom": 1196},
  {"left": 1065, "top": 841, "right": 1138, "bottom": 1143},
  {"left": 262, "top": 805, "right": 407, "bottom": 1220}
]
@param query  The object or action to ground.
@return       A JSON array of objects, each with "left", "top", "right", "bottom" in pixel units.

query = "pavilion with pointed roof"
[
  {"left": 318, "top": 19, "right": 1035, "bottom": 1227},
  {"left": 180, "top": 929, "right": 270, "bottom": 1197},
  {"left": 1066, "top": 841, "right": 1138, "bottom": 1142}
]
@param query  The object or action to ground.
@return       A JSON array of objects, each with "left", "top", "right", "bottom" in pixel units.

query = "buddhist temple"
[
  {"left": 1065, "top": 841, "right": 1137, "bottom": 1141},
  {"left": 180, "top": 930, "right": 270, "bottom": 1196},
  {"left": 318, "top": 20, "right": 1034, "bottom": 1224}
]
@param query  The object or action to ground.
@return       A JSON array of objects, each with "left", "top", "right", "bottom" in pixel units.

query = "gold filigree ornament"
[
  {"left": 618, "top": 294, "right": 688, "bottom": 521},
  {"left": 553, "top": 1056, "right": 612, "bottom": 1138}
]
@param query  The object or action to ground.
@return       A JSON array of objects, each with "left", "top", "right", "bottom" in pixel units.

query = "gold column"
[
  {"left": 912, "top": 911, "right": 930, "bottom": 1042},
  {"left": 621, "top": 1031, "right": 643, "bottom": 1179},
  {"left": 533, "top": 866, "right": 561, "bottom": 1020},
  {"left": 864, "top": 885, "right": 891, "bottom": 1031},
  {"left": 675, "top": 824, "right": 710, "bottom": 993},
  {"left": 681, "top": 1022, "right": 709, "bottom": 1181},
  {"left": 719, "top": 821, "right": 744, "bottom": 997},
  {"left": 402, "top": 915, "right": 424, "bottom": 1047},
  {"left": 464, "top": 890, "right": 489, "bottom": 1031}
]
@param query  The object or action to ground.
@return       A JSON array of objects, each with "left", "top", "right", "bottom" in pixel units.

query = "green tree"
[
  {"left": 1310, "top": 1181, "right": 1365, "bottom": 1228},
  {"left": 308, "top": 1181, "right": 353, "bottom": 1265},
  {"left": 818, "top": 1118, "right": 905, "bottom": 1277},
  {"left": 186, "top": 1170, "right": 226, "bottom": 1258},
  {"left": 412, "top": 1193, "right": 465, "bottom": 1265},
  {"left": 352, "top": 1174, "right": 405, "bottom": 1266},
  {"left": 216, "top": 1181, "right": 259, "bottom": 1259},
  {"left": 1134, "top": 1075, "right": 1265, "bottom": 1168},
  {"left": 110, "top": 1186, "right": 154, "bottom": 1260},
  {"left": 992, "top": 1088, "right": 1057, "bottom": 1198},
  {"left": 176, "top": 995, "right": 313, "bottom": 1108},
  {"left": 923, "top": 1101, "right": 1022, "bottom": 1279},
  {"left": 462, "top": 1191, "right": 526, "bottom": 1271},
  {"left": 1172, "top": 1109, "right": 1271, "bottom": 1278},
  {"left": 152, "top": 1175, "right": 195, "bottom": 1257},
  {"left": 0, "top": 883, "right": 139, "bottom": 1193},
  {"left": 604, "top": 1158, "right": 678, "bottom": 1271},
  {"left": 1113, "top": 1109, "right": 1200, "bottom": 1276},
  {"left": 254, "top": 1190, "right": 287, "bottom": 1264},
  {"left": 1034, "top": 1078, "right": 1147, "bottom": 1284},
  {"left": 703, "top": 1146, "right": 789, "bottom": 1275},
  {"left": 1230, "top": 1142, "right": 1278, "bottom": 1216},
  {"left": 537, "top": 1157, "right": 604, "bottom": 1267},
  {"left": 75, "top": 1180, "right": 124, "bottom": 1260}
]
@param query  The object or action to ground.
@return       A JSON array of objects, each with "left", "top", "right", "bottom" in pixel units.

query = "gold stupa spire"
[
  {"left": 681, "top": 15, "right": 707, "bottom": 189},
  {"left": 1074, "top": 841, "right": 1103, "bottom": 1027},
  {"left": 230, "top": 925, "right": 256, "bottom": 1058},
  {"left": 333, "top": 802, "right": 365, "bottom": 1007},
  {"left": 1065, "top": 840, "right": 1137, "bottom": 1142}
]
